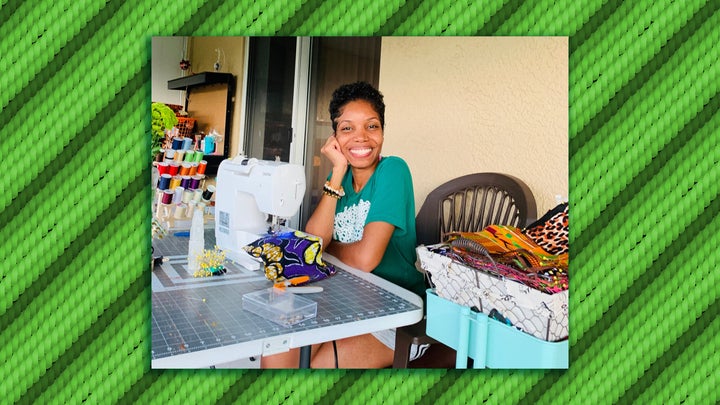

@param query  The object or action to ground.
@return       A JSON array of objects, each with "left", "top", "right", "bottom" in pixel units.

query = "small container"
[{"left": 242, "top": 288, "right": 318, "bottom": 327}]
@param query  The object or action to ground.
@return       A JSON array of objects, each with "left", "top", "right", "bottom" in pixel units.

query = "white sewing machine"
[{"left": 215, "top": 156, "right": 306, "bottom": 270}]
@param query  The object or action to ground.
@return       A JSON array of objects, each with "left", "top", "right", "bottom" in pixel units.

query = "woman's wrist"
[{"left": 323, "top": 181, "right": 345, "bottom": 199}]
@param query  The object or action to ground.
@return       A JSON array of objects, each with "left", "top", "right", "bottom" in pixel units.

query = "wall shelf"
[{"left": 168, "top": 72, "right": 234, "bottom": 90}]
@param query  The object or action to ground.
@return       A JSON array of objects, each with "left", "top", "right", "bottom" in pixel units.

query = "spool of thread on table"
[
  {"left": 174, "top": 150, "right": 185, "bottom": 163},
  {"left": 173, "top": 186, "right": 185, "bottom": 204},
  {"left": 174, "top": 203, "right": 187, "bottom": 219},
  {"left": 169, "top": 175, "right": 181, "bottom": 190},
  {"left": 192, "top": 188, "right": 203, "bottom": 203},
  {"left": 171, "top": 137, "right": 183, "bottom": 150},
  {"left": 197, "top": 160, "right": 207, "bottom": 175},
  {"left": 180, "top": 175, "right": 191, "bottom": 189},
  {"left": 182, "top": 137, "right": 193, "bottom": 151},
  {"left": 157, "top": 174, "right": 171, "bottom": 190},
  {"left": 193, "top": 151, "right": 204, "bottom": 163},
  {"left": 182, "top": 188, "right": 193, "bottom": 204},
  {"left": 161, "top": 189, "right": 174, "bottom": 204},
  {"left": 202, "top": 185, "right": 215, "bottom": 202},
  {"left": 179, "top": 163, "right": 191, "bottom": 176},
  {"left": 184, "top": 150, "right": 195, "bottom": 162},
  {"left": 164, "top": 149, "right": 175, "bottom": 161},
  {"left": 168, "top": 163, "right": 180, "bottom": 176},
  {"left": 188, "top": 163, "right": 198, "bottom": 176},
  {"left": 189, "top": 176, "right": 201, "bottom": 190},
  {"left": 157, "top": 162, "right": 169, "bottom": 176}
]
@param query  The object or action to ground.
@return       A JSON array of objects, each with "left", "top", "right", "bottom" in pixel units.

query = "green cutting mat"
[{"left": 1, "top": 1, "right": 718, "bottom": 404}]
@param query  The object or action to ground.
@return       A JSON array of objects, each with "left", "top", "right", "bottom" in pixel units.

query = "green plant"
[{"left": 151, "top": 102, "right": 178, "bottom": 159}]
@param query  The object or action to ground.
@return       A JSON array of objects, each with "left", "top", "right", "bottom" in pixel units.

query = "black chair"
[{"left": 393, "top": 172, "right": 537, "bottom": 368}]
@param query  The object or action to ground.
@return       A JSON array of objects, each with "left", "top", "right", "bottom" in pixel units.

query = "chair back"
[{"left": 416, "top": 173, "right": 537, "bottom": 246}]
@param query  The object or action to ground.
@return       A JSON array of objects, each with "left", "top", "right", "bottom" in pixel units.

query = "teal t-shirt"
[{"left": 331, "top": 156, "right": 425, "bottom": 298}]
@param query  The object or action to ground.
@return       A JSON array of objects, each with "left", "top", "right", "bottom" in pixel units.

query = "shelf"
[{"left": 167, "top": 72, "right": 234, "bottom": 90}]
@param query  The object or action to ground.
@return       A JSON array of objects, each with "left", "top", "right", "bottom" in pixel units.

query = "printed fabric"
[{"left": 243, "top": 230, "right": 336, "bottom": 282}]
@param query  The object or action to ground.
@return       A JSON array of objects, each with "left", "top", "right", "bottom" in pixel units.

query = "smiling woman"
[{"left": 261, "top": 82, "right": 426, "bottom": 369}]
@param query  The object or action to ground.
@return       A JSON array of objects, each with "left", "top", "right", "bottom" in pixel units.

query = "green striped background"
[{"left": 1, "top": 0, "right": 718, "bottom": 403}]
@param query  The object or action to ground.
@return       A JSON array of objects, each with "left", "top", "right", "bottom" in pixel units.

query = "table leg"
[{"left": 299, "top": 345, "right": 311, "bottom": 368}]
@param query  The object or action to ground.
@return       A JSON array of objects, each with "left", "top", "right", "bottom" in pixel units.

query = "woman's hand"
[{"left": 321, "top": 135, "right": 347, "bottom": 172}]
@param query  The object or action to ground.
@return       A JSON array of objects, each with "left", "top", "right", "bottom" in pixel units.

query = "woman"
[{"left": 261, "top": 81, "right": 425, "bottom": 368}]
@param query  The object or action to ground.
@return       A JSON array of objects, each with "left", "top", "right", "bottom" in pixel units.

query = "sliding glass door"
[{"left": 243, "top": 37, "right": 381, "bottom": 229}]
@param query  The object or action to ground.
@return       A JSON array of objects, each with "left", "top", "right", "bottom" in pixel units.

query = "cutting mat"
[{"left": 151, "top": 230, "right": 421, "bottom": 362}]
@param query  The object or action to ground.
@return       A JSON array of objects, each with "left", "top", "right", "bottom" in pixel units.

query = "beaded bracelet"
[{"left": 323, "top": 181, "right": 345, "bottom": 199}]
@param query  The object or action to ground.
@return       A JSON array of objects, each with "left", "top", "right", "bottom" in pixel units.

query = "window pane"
[
  {"left": 244, "top": 37, "right": 296, "bottom": 162},
  {"left": 300, "top": 37, "right": 381, "bottom": 229}
]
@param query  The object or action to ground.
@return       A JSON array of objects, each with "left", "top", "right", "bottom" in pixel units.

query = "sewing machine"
[{"left": 215, "top": 156, "right": 306, "bottom": 270}]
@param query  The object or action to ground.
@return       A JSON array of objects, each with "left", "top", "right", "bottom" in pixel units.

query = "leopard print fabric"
[{"left": 523, "top": 203, "right": 569, "bottom": 255}]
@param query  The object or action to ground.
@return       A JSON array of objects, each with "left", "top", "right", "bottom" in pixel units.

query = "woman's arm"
[
  {"left": 304, "top": 136, "right": 347, "bottom": 248},
  {"left": 325, "top": 221, "right": 395, "bottom": 272}
]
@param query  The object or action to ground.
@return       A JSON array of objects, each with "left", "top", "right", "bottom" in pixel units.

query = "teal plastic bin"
[{"left": 425, "top": 289, "right": 568, "bottom": 369}]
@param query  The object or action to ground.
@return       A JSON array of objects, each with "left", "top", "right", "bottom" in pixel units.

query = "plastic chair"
[{"left": 393, "top": 172, "right": 537, "bottom": 368}]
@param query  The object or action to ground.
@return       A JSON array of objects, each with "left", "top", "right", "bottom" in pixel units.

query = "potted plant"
[{"left": 151, "top": 102, "right": 179, "bottom": 161}]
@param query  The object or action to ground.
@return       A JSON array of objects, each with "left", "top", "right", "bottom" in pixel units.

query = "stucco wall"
[{"left": 378, "top": 37, "right": 568, "bottom": 216}]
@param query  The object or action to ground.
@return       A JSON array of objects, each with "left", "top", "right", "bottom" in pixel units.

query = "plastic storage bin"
[
  {"left": 417, "top": 246, "right": 568, "bottom": 341},
  {"left": 242, "top": 288, "right": 318, "bottom": 327},
  {"left": 426, "top": 289, "right": 568, "bottom": 369}
]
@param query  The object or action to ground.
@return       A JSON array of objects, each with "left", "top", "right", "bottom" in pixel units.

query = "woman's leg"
[
  {"left": 310, "top": 334, "right": 393, "bottom": 369},
  {"left": 261, "top": 343, "right": 324, "bottom": 369},
  {"left": 261, "top": 334, "right": 393, "bottom": 369}
]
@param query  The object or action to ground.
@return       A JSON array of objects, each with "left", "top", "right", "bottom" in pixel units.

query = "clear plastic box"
[{"left": 242, "top": 288, "right": 318, "bottom": 327}]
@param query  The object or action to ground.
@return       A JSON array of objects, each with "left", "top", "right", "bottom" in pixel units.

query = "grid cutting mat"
[{"left": 151, "top": 232, "right": 421, "bottom": 361}]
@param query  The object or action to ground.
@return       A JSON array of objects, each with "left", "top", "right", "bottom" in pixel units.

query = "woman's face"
[{"left": 334, "top": 99, "right": 384, "bottom": 170}]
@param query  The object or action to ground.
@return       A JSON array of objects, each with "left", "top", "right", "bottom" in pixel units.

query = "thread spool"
[
  {"left": 188, "top": 163, "right": 198, "bottom": 176},
  {"left": 167, "top": 163, "right": 180, "bottom": 176},
  {"left": 202, "top": 185, "right": 216, "bottom": 202},
  {"left": 187, "top": 201, "right": 196, "bottom": 219},
  {"left": 157, "top": 174, "right": 171, "bottom": 190},
  {"left": 182, "top": 137, "right": 193, "bottom": 151},
  {"left": 182, "top": 188, "right": 193, "bottom": 204},
  {"left": 184, "top": 150, "right": 195, "bottom": 162},
  {"left": 157, "top": 162, "right": 169, "bottom": 176},
  {"left": 193, "top": 151, "right": 204, "bottom": 163},
  {"left": 171, "top": 137, "right": 183, "bottom": 150},
  {"left": 174, "top": 150, "right": 185, "bottom": 163},
  {"left": 179, "top": 162, "right": 191, "bottom": 176},
  {"left": 180, "top": 175, "right": 191, "bottom": 189},
  {"left": 169, "top": 175, "right": 181, "bottom": 190},
  {"left": 173, "top": 186, "right": 185, "bottom": 204},
  {"left": 174, "top": 203, "right": 187, "bottom": 219},
  {"left": 189, "top": 175, "right": 201, "bottom": 190},
  {"left": 161, "top": 189, "right": 174, "bottom": 204},
  {"left": 164, "top": 149, "right": 175, "bottom": 161},
  {"left": 192, "top": 188, "right": 203, "bottom": 203},
  {"left": 197, "top": 160, "right": 207, "bottom": 175}
]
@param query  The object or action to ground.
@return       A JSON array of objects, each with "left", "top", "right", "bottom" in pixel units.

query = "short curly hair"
[{"left": 329, "top": 81, "right": 385, "bottom": 132}]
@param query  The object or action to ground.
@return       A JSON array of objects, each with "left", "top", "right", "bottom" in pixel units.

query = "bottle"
[{"left": 188, "top": 203, "right": 205, "bottom": 272}]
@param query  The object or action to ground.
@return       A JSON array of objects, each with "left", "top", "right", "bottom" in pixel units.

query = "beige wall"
[
  {"left": 379, "top": 37, "right": 568, "bottom": 216},
  {"left": 187, "top": 37, "right": 246, "bottom": 158}
]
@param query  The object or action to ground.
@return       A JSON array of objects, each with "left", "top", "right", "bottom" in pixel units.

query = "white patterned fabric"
[
  {"left": 417, "top": 246, "right": 569, "bottom": 341},
  {"left": 333, "top": 199, "right": 371, "bottom": 243}
]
